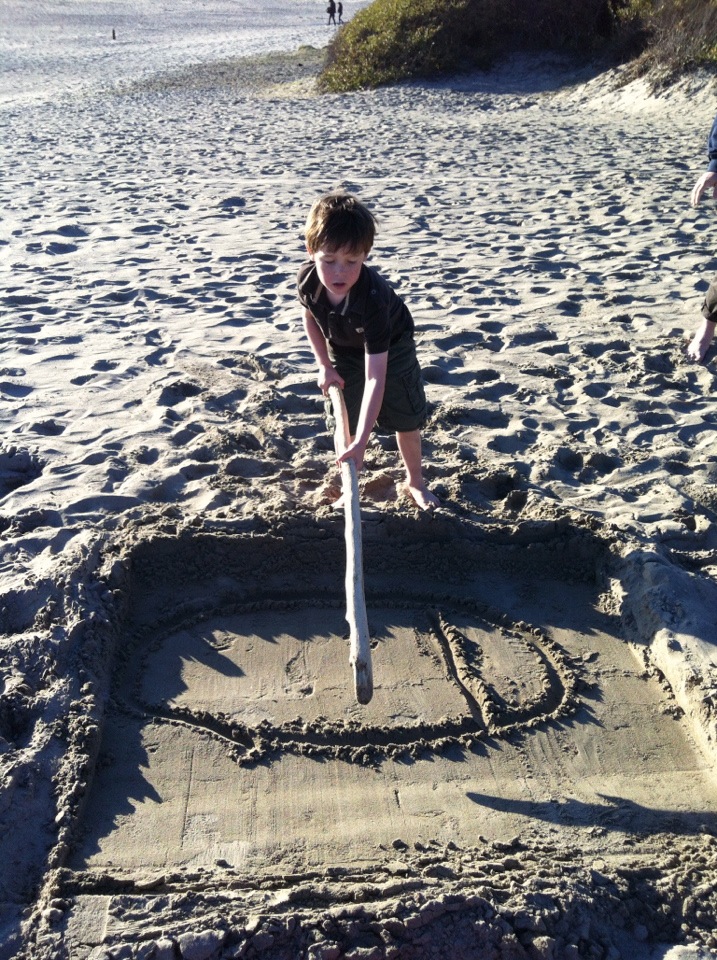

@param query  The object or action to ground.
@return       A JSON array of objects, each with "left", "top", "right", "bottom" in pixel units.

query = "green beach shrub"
[
  {"left": 628, "top": 0, "right": 717, "bottom": 79},
  {"left": 318, "top": 0, "right": 717, "bottom": 91}
]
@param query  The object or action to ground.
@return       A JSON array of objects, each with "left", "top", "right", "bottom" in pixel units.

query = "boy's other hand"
[
  {"left": 691, "top": 171, "right": 717, "bottom": 206},
  {"left": 337, "top": 439, "right": 365, "bottom": 474},
  {"left": 318, "top": 365, "right": 344, "bottom": 395}
]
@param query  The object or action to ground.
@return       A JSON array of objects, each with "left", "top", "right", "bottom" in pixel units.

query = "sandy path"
[{"left": 1, "top": 50, "right": 717, "bottom": 960}]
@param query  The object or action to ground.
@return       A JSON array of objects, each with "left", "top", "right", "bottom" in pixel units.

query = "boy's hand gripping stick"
[{"left": 327, "top": 384, "right": 373, "bottom": 705}]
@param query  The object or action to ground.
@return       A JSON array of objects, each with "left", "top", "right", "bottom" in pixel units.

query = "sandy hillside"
[{"left": 1, "top": 44, "right": 717, "bottom": 960}]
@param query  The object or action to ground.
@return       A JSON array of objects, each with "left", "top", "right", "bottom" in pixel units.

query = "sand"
[{"left": 2, "top": 30, "right": 717, "bottom": 960}]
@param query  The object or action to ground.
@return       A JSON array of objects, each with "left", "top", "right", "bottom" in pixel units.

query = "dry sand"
[{"left": 2, "top": 43, "right": 717, "bottom": 960}]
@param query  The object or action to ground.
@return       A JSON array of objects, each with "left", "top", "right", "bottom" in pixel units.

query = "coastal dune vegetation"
[{"left": 319, "top": 0, "right": 717, "bottom": 91}]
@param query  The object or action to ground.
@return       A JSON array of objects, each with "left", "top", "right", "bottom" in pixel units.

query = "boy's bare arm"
[
  {"left": 338, "top": 351, "right": 388, "bottom": 472},
  {"left": 302, "top": 307, "right": 344, "bottom": 393}
]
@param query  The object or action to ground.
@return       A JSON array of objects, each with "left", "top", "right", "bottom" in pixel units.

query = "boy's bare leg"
[
  {"left": 686, "top": 318, "right": 716, "bottom": 362},
  {"left": 396, "top": 429, "right": 438, "bottom": 511}
]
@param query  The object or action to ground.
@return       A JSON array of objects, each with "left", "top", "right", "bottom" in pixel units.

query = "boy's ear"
[{"left": 306, "top": 244, "right": 314, "bottom": 259}]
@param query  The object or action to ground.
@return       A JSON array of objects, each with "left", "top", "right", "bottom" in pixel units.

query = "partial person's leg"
[
  {"left": 396, "top": 429, "right": 438, "bottom": 511},
  {"left": 687, "top": 277, "right": 717, "bottom": 361},
  {"left": 375, "top": 333, "right": 437, "bottom": 510}
]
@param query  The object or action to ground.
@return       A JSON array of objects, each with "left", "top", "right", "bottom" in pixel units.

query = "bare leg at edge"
[{"left": 396, "top": 429, "right": 438, "bottom": 511}]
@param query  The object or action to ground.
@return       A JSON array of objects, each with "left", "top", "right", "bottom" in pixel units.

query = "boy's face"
[{"left": 310, "top": 245, "right": 368, "bottom": 305}]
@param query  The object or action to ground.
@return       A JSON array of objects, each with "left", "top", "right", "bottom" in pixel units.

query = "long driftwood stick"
[{"left": 328, "top": 384, "right": 373, "bottom": 705}]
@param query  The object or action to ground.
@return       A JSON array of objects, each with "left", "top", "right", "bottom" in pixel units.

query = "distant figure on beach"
[
  {"left": 338, "top": 2, "right": 344, "bottom": 22},
  {"left": 686, "top": 113, "right": 717, "bottom": 363},
  {"left": 298, "top": 191, "right": 439, "bottom": 511},
  {"left": 327, "top": 0, "right": 337, "bottom": 25}
]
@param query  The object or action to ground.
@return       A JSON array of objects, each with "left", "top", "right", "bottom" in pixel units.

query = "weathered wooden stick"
[{"left": 328, "top": 384, "right": 373, "bottom": 705}]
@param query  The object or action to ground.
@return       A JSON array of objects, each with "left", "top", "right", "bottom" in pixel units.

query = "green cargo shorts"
[{"left": 325, "top": 332, "right": 427, "bottom": 436}]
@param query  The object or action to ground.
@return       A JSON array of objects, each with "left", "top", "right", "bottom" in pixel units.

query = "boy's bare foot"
[
  {"left": 400, "top": 482, "right": 439, "bottom": 511},
  {"left": 686, "top": 332, "right": 712, "bottom": 362},
  {"left": 686, "top": 319, "right": 715, "bottom": 362}
]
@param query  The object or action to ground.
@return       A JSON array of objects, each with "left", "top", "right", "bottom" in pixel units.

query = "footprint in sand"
[
  {"left": 157, "top": 380, "right": 202, "bottom": 407},
  {"left": 585, "top": 451, "right": 619, "bottom": 476},
  {"left": 45, "top": 241, "right": 77, "bottom": 256},
  {"left": 553, "top": 446, "right": 584, "bottom": 473},
  {"left": 641, "top": 352, "right": 675, "bottom": 375},
  {"left": 144, "top": 328, "right": 175, "bottom": 366},
  {"left": 3, "top": 295, "right": 44, "bottom": 309},
  {"left": 581, "top": 339, "right": 630, "bottom": 358},
  {"left": 29, "top": 419, "right": 65, "bottom": 436},
  {"left": 170, "top": 423, "right": 207, "bottom": 448},
  {"left": 132, "top": 224, "right": 165, "bottom": 235},
  {"left": 100, "top": 287, "right": 138, "bottom": 305},
  {"left": 219, "top": 196, "right": 246, "bottom": 215},
  {"left": 487, "top": 430, "right": 537, "bottom": 455},
  {"left": 435, "top": 405, "right": 510, "bottom": 430},
  {"left": 0, "top": 448, "right": 43, "bottom": 497},
  {"left": 471, "top": 380, "right": 518, "bottom": 401},
  {"left": 636, "top": 411, "right": 675, "bottom": 428},
  {"left": 582, "top": 382, "right": 612, "bottom": 399},
  {"left": 54, "top": 224, "right": 89, "bottom": 239},
  {"left": 0, "top": 381, "right": 32, "bottom": 399}
]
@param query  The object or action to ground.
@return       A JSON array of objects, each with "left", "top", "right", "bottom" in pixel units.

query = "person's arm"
[
  {"left": 691, "top": 171, "right": 717, "bottom": 206},
  {"left": 337, "top": 350, "right": 387, "bottom": 472},
  {"left": 687, "top": 117, "right": 717, "bottom": 361},
  {"left": 691, "top": 114, "right": 717, "bottom": 205},
  {"left": 302, "top": 307, "right": 344, "bottom": 394}
]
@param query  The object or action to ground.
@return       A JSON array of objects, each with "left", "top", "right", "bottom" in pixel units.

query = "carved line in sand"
[{"left": 114, "top": 593, "right": 583, "bottom": 767}]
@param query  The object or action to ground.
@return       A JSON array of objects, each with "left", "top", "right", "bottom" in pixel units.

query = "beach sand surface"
[{"left": 2, "top": 28, "right": 717, "bottom": 960}]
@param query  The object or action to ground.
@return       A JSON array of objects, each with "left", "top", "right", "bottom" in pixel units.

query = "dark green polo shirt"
[{"left": 297, "top": 261, "right": 414, "bottom": 355}]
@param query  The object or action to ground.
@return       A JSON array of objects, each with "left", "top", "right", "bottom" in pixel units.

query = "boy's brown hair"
[{"left": 305, "top": 191, "right": 377, "bottom": 255}]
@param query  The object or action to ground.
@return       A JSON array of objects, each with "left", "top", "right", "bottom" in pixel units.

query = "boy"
[
  {"left": 298, "top": 190, "right": 438, "bottom": 511},
  {"left": 686, "top": 112, "right": 717, "bottom": 363}
]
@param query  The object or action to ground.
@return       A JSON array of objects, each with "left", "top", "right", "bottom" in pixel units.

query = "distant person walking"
[
  {"left": 327, "top": 0, "right": 337, "bottom": 25},
  {"left": 338, "top": 2, "right": 344, "bottom": 22},
  {"left": 686, "top": 112, "right": 717, "bottom": 363}
]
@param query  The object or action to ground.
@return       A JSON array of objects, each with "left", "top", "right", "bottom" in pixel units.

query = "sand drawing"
[{"left": 112, "top": 589, "right": 580, "bottom": 768}]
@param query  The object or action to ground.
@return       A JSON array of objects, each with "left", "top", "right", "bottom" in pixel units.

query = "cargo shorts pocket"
[{"left": 402, "top": 364, "right": 426, "bottom": 416}]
